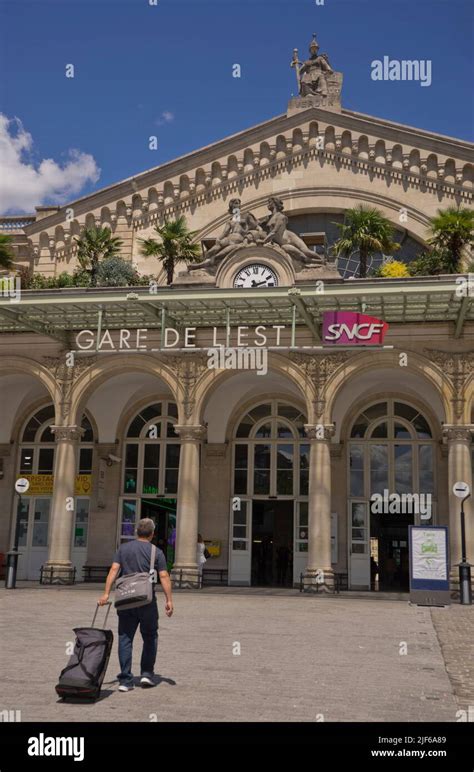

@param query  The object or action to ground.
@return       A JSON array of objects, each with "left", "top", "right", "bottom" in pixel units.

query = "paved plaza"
[{"left": 0, "top": 584, "right": 472, "bottom": 723}]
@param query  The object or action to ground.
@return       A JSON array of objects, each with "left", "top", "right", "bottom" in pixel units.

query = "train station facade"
[{"left": 0, "top": 37, "right": 473, "bottom": 592}]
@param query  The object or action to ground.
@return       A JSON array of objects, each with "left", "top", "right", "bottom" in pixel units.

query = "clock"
[{"left": 233, "top": 263, "right": 279, "bottom": 288}]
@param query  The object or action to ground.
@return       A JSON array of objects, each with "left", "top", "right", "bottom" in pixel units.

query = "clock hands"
[{"left": 250, "top": 278, "right": 272, "bottom": 287}]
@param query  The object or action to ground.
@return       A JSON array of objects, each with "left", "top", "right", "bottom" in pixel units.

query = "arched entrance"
[
  {"left": 229, "top": 399, "right": 309, "bottom": 586},
  {"left": 118, "top": 400, "right": 181, "bottom": 571},
  {"left": 347, "top": 399, "right": 436, "bottom": 591},
  {"left": 14, "top": 405, "right": 94, "bottom": 580}
]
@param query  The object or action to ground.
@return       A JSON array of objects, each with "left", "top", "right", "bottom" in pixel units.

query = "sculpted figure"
[
  {"left": 188, "top": 198, "right": 265, "bottom": 270},
  {"left": 294, "top": 35, "right": 333, "bottom": 98},
  {"left": 261, "top": 198, "right": 324, "bottom": 264}
]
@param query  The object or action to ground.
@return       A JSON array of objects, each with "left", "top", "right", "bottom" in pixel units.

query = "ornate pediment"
[{"left": 174, "top": 196, "right": 340, "bottom": 288}]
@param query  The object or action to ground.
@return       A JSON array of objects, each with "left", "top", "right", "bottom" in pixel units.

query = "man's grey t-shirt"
[{"left": 113, "top": 540, "right": 167, "bottom": 579}]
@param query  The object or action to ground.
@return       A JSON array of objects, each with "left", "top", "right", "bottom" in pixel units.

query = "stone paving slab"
[
  {"left": 0, "top": 586, "right": 463, "bottom": 723},
  {"left": 431, "top": 606, "right": 474, "bottom": 714}
]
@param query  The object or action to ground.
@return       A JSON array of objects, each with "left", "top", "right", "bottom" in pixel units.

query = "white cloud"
[
  {"left": 155, "top": 110, "right": 174, "bottom": 126},
  {"left": 0, "top": 114, "right": 100, "bottom": 214}
]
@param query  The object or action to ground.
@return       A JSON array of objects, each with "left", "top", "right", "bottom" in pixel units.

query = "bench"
[
  {"left": 83, "top": 565, "right": 109, "bottom": 583},
  {"left": 201, "top": 568, "right": 228, "bottom": 587}
]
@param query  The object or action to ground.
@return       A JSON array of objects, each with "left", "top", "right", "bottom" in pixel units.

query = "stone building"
[{"left": 0, "top": 36, "right": 472, "bottom": 592}]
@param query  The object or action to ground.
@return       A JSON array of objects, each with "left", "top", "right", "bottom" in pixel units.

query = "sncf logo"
[{"left": 323, "top": 311, "right": 389, "bottom": 345}]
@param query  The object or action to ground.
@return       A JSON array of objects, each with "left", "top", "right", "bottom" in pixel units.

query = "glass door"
[
  {"left": 348, "top": 500, "right": 370, "bottom": 588},
  {"left": 28, "top": 498, "right": 50, "bottom": 580},
  {"left": 229, "top": 499, "right": 251, "bottom": 585}
]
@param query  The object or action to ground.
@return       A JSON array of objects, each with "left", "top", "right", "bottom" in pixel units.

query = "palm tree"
[
  {"left": 0, "top": 234, "right": 14, "bottom": 270},
  {"left": 140, "top": 216, "right": 201, "bottom": 285},
  {"left": 332, "top": 206, "right": 400, "bottom": 278},
  {"left": 75, "top": 227, "right": 123, "bottom": 287},
  {"left": 427, "top": 207, "right": 474, "bottom": 272}
]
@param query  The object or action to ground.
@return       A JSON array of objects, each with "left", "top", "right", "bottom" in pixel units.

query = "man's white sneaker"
[
  {"left": 140, "top": 676, "right": 154, "bottom": 688},
  {"left": 118, "top": 684, "right": 133, "bottom": 692}
]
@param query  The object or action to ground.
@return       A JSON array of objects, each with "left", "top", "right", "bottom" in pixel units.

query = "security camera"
[{"left": 103, "top": 453, "right": 121, "bottom": 466}]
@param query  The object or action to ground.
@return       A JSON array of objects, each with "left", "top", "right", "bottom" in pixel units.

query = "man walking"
[{"left": 99, "top": 518, "right": 173, "bottom": 691}]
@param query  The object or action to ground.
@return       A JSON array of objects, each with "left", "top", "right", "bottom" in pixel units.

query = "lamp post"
[
  {"left": 5, "top": 478, "right": 30, "bottom": 589},
  {"left": 453, "top": 481, "right": 472, "bottom": 606}
]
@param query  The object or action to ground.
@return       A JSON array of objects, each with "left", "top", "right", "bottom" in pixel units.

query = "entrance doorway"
[
  {"left": 142, "top": 498, "right": 177, "bottom": 570},
  {"left": 370, "top": 513, "right": 411, "bottom": 591},
  {"left": 251, "top": 501, "right": 293, "bottom": 586}
]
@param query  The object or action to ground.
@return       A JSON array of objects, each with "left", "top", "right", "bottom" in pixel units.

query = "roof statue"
[{"left": 289, "top": 33, "right": 343, "bottom": 113}]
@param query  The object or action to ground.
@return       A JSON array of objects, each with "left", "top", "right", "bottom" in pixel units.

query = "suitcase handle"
[{"left": 92, "top": 602, "right": 112, "bottom": 629}]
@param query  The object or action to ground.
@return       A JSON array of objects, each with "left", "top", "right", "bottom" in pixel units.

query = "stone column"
[
  {"left": 43, "top": 425, "right": 83, "bottom": 582},
  {"left": 170, "top": 425, "right": 206, "bottom": 589},
  {"left": 443, "top": 427, "right": 474, "bottom": 591},
  {"left": 303, "top": 424, "right": 335, "bottom": 592}
]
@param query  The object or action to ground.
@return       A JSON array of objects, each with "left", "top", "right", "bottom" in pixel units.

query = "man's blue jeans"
[{"left": 117, "top": 598, "right": 158, "bottom": 684}]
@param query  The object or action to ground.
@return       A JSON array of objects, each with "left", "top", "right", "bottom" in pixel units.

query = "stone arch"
[
  {"left": 461, "top": 163, "right": 474, "bottom": 188},
  {"left": 243, "top": 148, "right": 254, "bottom": 173},
  {"left": 275, "top": 134, "right": 288, "bottom": 160},
  {"left": 409, "top": 149, "right": 420, "bottom": 174},
  {"left": 193, "top": 353, "right": 317, "bottom": 429},
  {"left": 324, "top": 126, "right": 335, "bottom": 150},
  {"left": 357, "top": 135, "right": 370, "bottom": 159},
  {"left": 148, "top": 187, "right": 160, "bottom": 211},
  {"left": 341, "top": 130, "right": 352, "bottom": 155},
  {"left": 426, "top": 153, "right": 438, "bottom": 179},
  {"left": 259, "top": 142, "right": 271, "bottom": 166},
  {"left": 0, "top": 357, "right": 59, "bottom": 424},
  {"left": 68, "top": 355, "right": 184, "bottom": 427},
  {"left": 291, "top": 128, "right": 304, "bottom": 152},
  {"left": 374, "top": 140, "right": 386, "bottom": 165},
  {"left": 227, "top": 155, "right": 239, "bottom": 180},
  {"left": 443, "top": 159, "right": 456, "bottom": 184},
  {"left": 323, "top": 350, "right": 454, "bottom": 432},
  {"left": 308, "top": 121, "right": 320, "bottom": 147},
  {"left": 391, "top": 144, "right": 404, "bottom": 169},
  {"left": 211, "top": 162, "right": 222, "bottom": 184}
]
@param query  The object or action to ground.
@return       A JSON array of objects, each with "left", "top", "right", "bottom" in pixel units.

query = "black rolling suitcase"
[{"left": 55, "top": 602, "right": 114, "bottom": 702}]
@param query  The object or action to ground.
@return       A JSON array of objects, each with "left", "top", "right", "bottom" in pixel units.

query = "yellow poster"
[{"left": 22, "top": 474, "right": 92, "bottom": 496}]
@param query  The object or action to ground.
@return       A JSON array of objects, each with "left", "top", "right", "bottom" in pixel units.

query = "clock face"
[{"left": 233, "top": 263, "right": 279, "bottom": 289}]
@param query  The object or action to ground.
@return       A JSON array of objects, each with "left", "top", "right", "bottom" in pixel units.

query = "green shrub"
[{"left": 95, "top": 257, "right": 141, "bottom": 287}]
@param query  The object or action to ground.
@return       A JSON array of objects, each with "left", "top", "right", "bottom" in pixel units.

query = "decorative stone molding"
[
  {"left": 304, "top": 423, "right": 335, "bottom": 441},
  {"left": 424, "top": 350, "right": 474, "bottom": 419},
  {"left": 289, "top": 351, "right": 350, "bottom": 395},
  {"left": 50, "top": 425, "right": 85, "bottom": 442},
  {"left": 442, "top": 426, "right": 473, "bottom": 443},
  {"left": 42, "top": 356, "right": 97, "bottom": 423},
  {"left": 165, "top": 354, "right": 209, "bottom": 419},
  {"left": 173, "top": 425, "right": 207, "bottom": 442}
]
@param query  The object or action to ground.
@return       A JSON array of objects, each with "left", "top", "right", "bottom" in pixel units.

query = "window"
[
  {"left": 122, "top": 401, "right": 181, "bottom": 498},
  {"left": 233, "top": 401, "right": 308, "bottom": 498},
  {"left": 348, "top": 400, "right": 436, "bottom": 513}
]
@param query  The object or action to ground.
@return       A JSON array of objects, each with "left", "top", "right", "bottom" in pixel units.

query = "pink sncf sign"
[{"left": 322, "top": 311, "right": 389, "bottom": 346}]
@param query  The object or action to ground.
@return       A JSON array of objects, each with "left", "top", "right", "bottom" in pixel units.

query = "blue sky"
[{"left": 0, "top": 0, "right": 472, "bottom": 212}]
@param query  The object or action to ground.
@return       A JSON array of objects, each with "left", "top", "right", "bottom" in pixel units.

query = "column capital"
[
  {"left": 174, "top": 424, "right": 207, "bottom": 442},
  {"left": 442, "top": 425, "right": 473, "bottom": 443},
  {"left": 304, "top": 423, "right": 335, "bottom": 441},
  {"left": 50, "top": 425, "right": 85, "bottom": 442}
]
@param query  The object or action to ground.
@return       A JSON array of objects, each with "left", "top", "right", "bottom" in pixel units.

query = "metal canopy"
[{"left": 0, "top": 277, "right": 472, "bottom": 340}]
